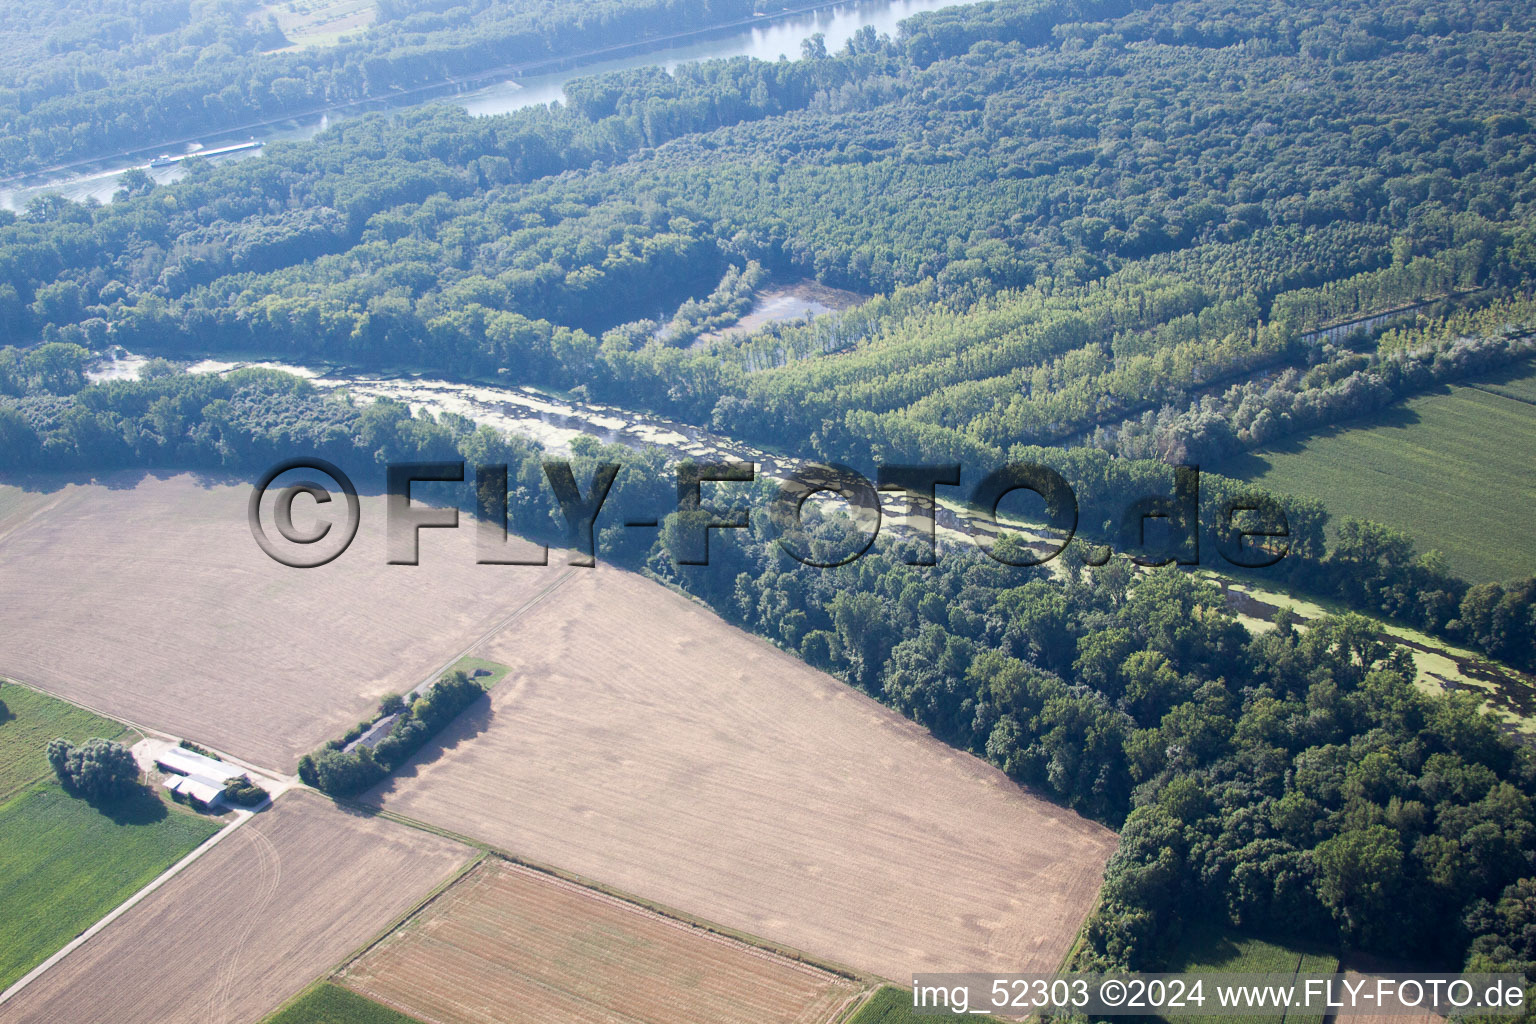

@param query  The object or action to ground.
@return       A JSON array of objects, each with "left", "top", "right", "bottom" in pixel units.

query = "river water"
[{"left": 0, "top": 0, "right": 971, "bottom": 211}]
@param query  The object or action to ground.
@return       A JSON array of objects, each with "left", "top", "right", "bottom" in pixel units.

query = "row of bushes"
[
  {"left": 297, "top": 672, "right": 485, "bottom": 797},
  {"left": 220, "top": 776, "right": 269, "bottom": 808}
]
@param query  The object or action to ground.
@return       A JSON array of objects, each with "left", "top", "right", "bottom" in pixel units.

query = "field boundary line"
[
  {"left": 831, "top": 987, "right": 878, "bottom": 1024},
  {"left": 331, "top": 854, "right": 871, "bottom": 1024},
  {"left": 255, "top": 979, "right": 329, "bottom": 1024},
  {"left": 496, "top": 858, "right": 861, "bottom": 987},
  {"left": 410, "top": 567, "right": 578, "bottom": 697},
  {"left": 1466, "top": 380, "right": 1536, "bottom": 408},
  {"left": 0, "top": 801, "right": 257, "bottom": 1008},
  {"left": 353, "top": 804, "right": 875, "bottom": 984},
  {"left": 338, "top": 846, "right": 487, "bottom": 970},
  {"left": 329, "top": 848, "right": 487, "bottom": 979},
  {"left": 1057, "top": 886, "right": 1107, "bottom": 973}
]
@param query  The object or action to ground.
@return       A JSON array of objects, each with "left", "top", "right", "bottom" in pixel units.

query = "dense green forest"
[
  {"left": 3, "top": 0, "right": 1532, "bottom": 418},
  {"left": 3, "top": 0, "right": 1536, "bottom": 991}
]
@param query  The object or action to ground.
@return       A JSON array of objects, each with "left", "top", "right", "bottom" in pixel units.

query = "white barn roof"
[
  {"left": 162, "top": 774, "right": 226, "bottom": 807},
  {"left": 155, "top": 748, "right": 241, "bottom": 783}
]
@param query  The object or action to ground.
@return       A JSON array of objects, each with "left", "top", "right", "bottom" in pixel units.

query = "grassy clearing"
[
  {"left": 263, "top": 983, "right": 425, "bottom": 1024},
  {"left": 1220, "top": 362, "right": 1536, "bottom": 583},
  {"left": 1163, "top": 928, "right": 1339, "bottom": 1024},
  {"left": 447, "top": 656, "right": 511, "bottom": 689},
  {"left": 256, "top": 0, "right": 376, "bottom": 50},
  {"left": 1167, "top": 926, "right": 1338, "bottom": 973},
  {"left": 0, "top": 681, "right": 126, "bottom": 800},
  {"left": 0, "top": 782, "right": 220, "bottom": 990}
]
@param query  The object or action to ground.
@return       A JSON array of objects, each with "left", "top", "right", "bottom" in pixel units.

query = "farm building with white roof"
[
  {"left": 155, "top": 747, "right": 242, "bottom": 783},
  {"left": 155, "top": 747, "right": 242, "bottom": 809}
]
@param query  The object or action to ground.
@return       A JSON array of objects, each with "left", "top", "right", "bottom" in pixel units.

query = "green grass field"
[
  {"left": 1220, "top": 361, "right": 1536, "bottom": 583},
  {"left": 448, "top": 657, "right": 512, "bottom": 689},
  {"left": 0, "top": 681, "right": 126, "bottom": 800},
  {"left": 1469, "top": 373, "right": 1536, "bottom": 405},
  {"left": 0, "top": 782, "right": 220, "bottom": 990},
  {"left": 263, "top": 983, "right": 425, "bottom": 1024},
  {"left": 1163, "top": 928, "right": 1340, "bottom": 1024}
]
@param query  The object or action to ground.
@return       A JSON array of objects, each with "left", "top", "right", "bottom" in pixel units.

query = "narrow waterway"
[{"left": 0, "top": 0, "right": 973, "bottom": 210}]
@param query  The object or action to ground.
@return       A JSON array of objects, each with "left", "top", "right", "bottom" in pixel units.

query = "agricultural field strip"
[
  {"left": 356, "top": 803, "right": 870, "bottom": 983},
  {"left": 0, "top": 672, "right": 286, "bottom": 780},
  {"left": 0, "top": 808, "right": 252, "bottom": 1008},
  {"left": 339, "top": 857, "right": 864, "bottom": 1024},
  {"left": 500, "top": 859, "right": 863, "bottom": 986},
  {"left": 1232, "top": 381, "right": 1536, "bottom": 583}
]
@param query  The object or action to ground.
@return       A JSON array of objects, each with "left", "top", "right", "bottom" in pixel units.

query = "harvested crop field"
[
  {"left": 366, "top": 568, "right": 1118, "bottom": 983},
  {"left": 341, "top": 858, "right": 862, "bottom": 1024},
  {"left": 0, "top": 791, "right": 471, "bottom": 1024},
  {"left": 0, "top": 473, "right": 565, "bottom": 770},
  {"left": 1331, "top": 960, "right": 1447, "bottom": 1024}
]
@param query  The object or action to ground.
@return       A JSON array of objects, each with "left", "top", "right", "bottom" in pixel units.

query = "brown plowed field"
[
  {"left": 366, "top": 567, "right": 1118, "bottom": 983},
  {"left": 0, "top": 474, "right": 563, "bottom": 770},
  {"left": 1334, "top": 968, "right": 1448, "bottom": 1024},
  {"left": 341, "top": 858, "right": 863, "bottom": 1024},
  {"left": 0, "top": 791, "right": 472, "bottom": 1024}
]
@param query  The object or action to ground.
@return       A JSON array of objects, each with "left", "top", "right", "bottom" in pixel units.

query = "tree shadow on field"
[
  {"left": 361, "top": 694, "right": 497, "bottom": 804},
  {"left": 0, "top": 698, "right": 13, "bottom": 728},
  {"left": 1216, "top": 402, "right": 1426, "bottom": 479},
  {"left": 86, "top": 784, "right": 170, "bottom": 826},
  {"left": 0, "top": 466, "right": 233, "bottom": 497},
  {"left": 1175, "top": 928, "right": 1243, "bottom": 968},
  {"left": 0, "top": 456, "right": 397, "bottom": 500}
]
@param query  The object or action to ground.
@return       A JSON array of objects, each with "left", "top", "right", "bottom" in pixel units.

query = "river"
[
  {"left": 0, "top": 0, "right": 972, "bottom": 211},
  {"left": 88, "top": 346, "right": 1044, "bottom": 550}
]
